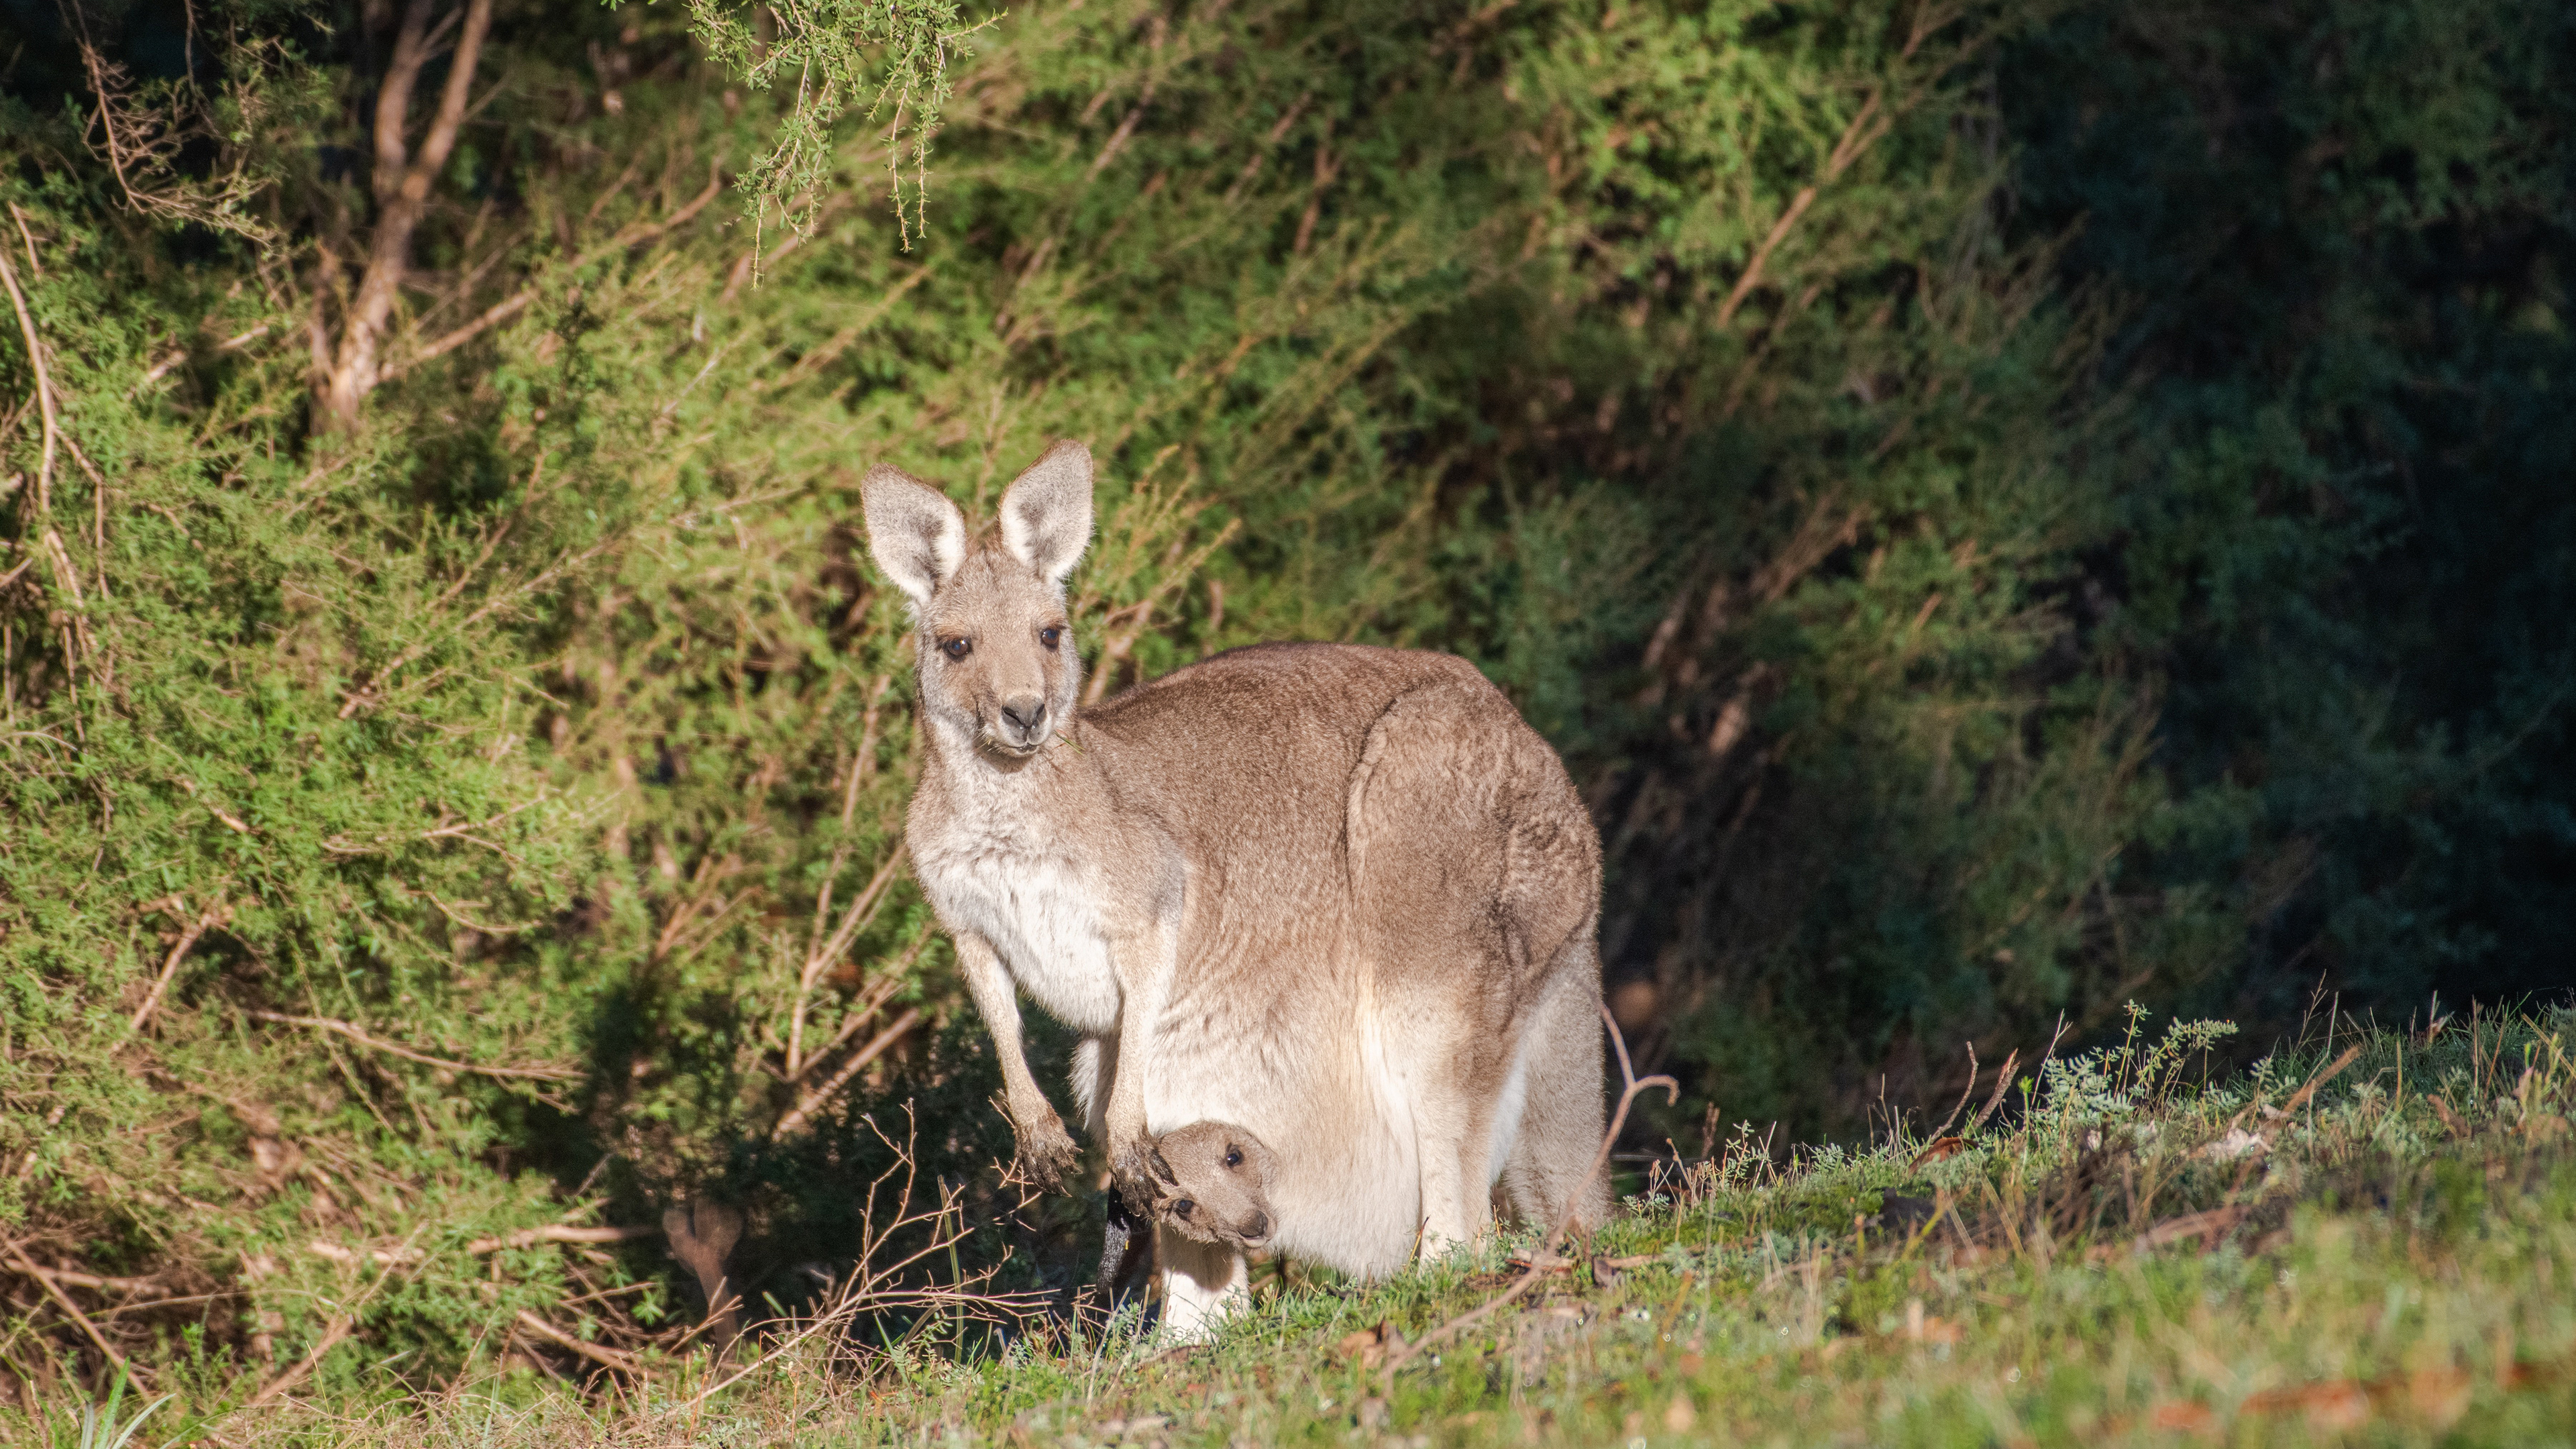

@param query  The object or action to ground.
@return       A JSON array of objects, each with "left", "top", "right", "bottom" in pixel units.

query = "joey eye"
[
  {"left": 1224, "top": 1147, "right": 1242, "bottom": 1169},
  {"left": 1038, "top": 625, "right": 1063, "bottom": 651},
  {"left": 940, "top": 637, "right": 972, "bottom": 661}
]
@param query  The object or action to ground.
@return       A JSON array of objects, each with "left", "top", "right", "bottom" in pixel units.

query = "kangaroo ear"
[
  {"left": 999, "top": 439, "right": 1093, "bottom": 584},
  {"left": 861, "top": 465, "right": 967, "bottom": 606}
]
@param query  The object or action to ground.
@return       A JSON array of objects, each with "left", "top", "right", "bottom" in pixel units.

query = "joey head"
[{"left": 1144, "top": 1121, "right": 1277, "bottom": 1250}]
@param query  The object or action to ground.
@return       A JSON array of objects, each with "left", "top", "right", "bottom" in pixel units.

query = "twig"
[
  {"left": 787, "top": 848, "right": 909, "bottom": 1073},
  {"left": 787, "top": 949, "right": 924, "bottom": 1087},
  {"left": 755, "top": 268, "right": 930, "bottom": 396},
  {"left": 1717, "top": 186, "right": 1817, "bottom": 327},
  {"left": 657, "top": 1108, "right": 1046, "bottom": 1415},
  {"left": 245, "top": 1314, "right": 354, "bottom": 1407},
  {"left": 468, "top": 1224, "right": 655, "bottom": 1255},
  {"left": 1222, "top": 93, "right": 1313, "bottom": 205},
  {"left": 1, "top": 1238, "right": 133, "bottom": 1382},
  {"left": 1970, "top": 1048, "right": 2022, "bottom": 1132},
  {"left": 2280, "top": 1044, "right": 2365, "bottom": 1118},
  {"left": 771, "top": 1007, "right": 924, "bottom": 1140},
  {"left": 513, "top": 1309, "right": 642, "bottom": 1373},
  {"left": 245, "top": 1010, "right": 582, "bottom": 1082},
  {"left": 129, "top": 898, "right": 231, "bottom": 1033},
  {"left": 391, "top": 160, "right": 726, "bottom": 378},
  {"left": 0, "top": 1258, "right": 168, "bottom": 1298},
  {"left": 1715, "top": 90, "right": 1889, "bottom": 327},
  {"left": 135, "top": 321, "right": 270, "bottom": 391},
  {"left": 250, "top": 1224, "right": 425, "bottom": 1405},
  {"left": 1929, "top": 1041, "right": 1980, "bottom": 1139},
  {"left": 0, "top": 225, "right": 90, "bottom": 641},
  {"left": 337, "top": 526, "right": 623, "bottom": 718},
  {"left": 1087, "top": 65, "right": 1161, "bottom": 181}
]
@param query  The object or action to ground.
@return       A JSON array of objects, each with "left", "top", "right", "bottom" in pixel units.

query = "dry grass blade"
[{"left": 2282, "top": 1044, "right": 2365, "bottom": 1116}]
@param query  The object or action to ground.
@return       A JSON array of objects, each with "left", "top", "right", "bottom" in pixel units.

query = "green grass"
[{"left": 20, "top": 1008, "right": 2576, "bottom": 1446}]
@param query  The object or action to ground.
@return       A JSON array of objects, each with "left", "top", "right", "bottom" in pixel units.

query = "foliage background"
[{"left": 0, "top": 0, "right": 2565, "bottom": 1408}]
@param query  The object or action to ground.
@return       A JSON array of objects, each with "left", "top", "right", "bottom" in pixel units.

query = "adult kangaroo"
[{"left": 861, "top": 441, "right": 1608, "bottom": 1334}]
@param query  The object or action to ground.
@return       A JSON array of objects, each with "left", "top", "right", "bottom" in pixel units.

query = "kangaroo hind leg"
[{"left": 1501, "top": 955, "right": 1610, "bottom": 1235}]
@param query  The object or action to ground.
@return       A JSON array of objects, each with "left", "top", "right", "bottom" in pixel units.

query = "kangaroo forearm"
[
  {"left": 1102, "top": 932, "right": 1169, "bottom": 1157},
  {"left": 955, "top": 932, "right": 1055, "bottom": 1128}
]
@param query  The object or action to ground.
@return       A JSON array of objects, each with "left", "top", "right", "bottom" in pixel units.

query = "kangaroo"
[{"left": 861, "top": 440, "right": 1609, "bottom": 1338}]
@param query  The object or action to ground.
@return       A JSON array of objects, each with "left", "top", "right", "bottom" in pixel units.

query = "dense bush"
[{"left": 0, "top": 0, "right": 2565, "bottom": 1407}]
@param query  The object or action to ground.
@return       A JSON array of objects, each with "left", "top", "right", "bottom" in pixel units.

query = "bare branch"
[
  {"left": 372, "top": 0, "right": 437, "bottom": 194},
  {"left": 129, "top": 897, "right": 231, "bottom": 1034},
  {"left": 0, "top": 223, "right": 91, "bottom": 654},
  {"left": 468, "top": 1223, "right": 655, "bottom": 1255},
  {"left": 772, "top": 1006, "right": 924, "bottom": 1140},
  {"left": 788, "top": 943, "right": 926, "bottom": 1087},
  {"left": 244, "top": 1010, "right": 582, "bottom": 1083},
  {"left": 319, "top": 0, "right": 495, "bottom": 429},
  {"left": 391, "top": 160, "right": 726, "bottom": 379},
  {"left": 513, "top": 1309, "right": 643, "bottom": 1373},
  {"left": 1, "top": 1238, "right": 134, "bottom": 1383}
]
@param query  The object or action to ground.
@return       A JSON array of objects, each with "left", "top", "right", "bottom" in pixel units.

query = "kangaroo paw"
[
  {"left": 1108, "top": 1140, "right": 1175, "bottom": 1221},
  {"left": 1014, "top": 1111, "right": 1081, "bottom": 1191}
]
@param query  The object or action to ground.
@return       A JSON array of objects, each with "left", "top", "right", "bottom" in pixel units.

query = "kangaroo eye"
[
  {"left": 1038, "top": 626, "right": 1063, "bottom": 651},
  {"left": 1224, "top": 1148, "right": 1242, "bottom": 1169},
  {"left": 940, "top": 637, "right": 971, "bottom": 661}
]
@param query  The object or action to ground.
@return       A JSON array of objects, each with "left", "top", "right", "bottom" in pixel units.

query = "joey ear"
[
  {"left": 998, "top": 439, "right": 1093, "bottom": 584},
  {"left": 860, "top": 465, "right": 967, "bottom": 606}
]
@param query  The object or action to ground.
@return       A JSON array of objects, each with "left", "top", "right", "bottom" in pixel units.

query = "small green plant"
[{"left": 56, "top": 1368, "right": 170, "bottom": 1449}]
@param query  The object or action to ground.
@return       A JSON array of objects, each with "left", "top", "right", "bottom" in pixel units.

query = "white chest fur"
[{"left": 914, "top": 812, "right": 1123, "bottom": 1038}]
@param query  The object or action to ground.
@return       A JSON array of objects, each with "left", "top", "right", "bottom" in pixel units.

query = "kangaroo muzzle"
[{"left": 995, "top": 692, "right": 1051, "bottom": 752}]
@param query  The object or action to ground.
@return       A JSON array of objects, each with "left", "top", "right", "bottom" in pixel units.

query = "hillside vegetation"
[{"left": 1, "top": 0, "right": 2570, "bottom": 1426}]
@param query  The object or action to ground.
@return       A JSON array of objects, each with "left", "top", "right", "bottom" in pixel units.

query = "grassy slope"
[{"left": 37, "top": 1012, "right": 2576, "bottom": 1446}]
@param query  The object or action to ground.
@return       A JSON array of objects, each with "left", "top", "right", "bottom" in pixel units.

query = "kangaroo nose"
[
  {"left": 1000, "top": 694, "right": 1047, "bottom": 736},
  {"left": 1242, "top": 1210, "right": 1271, "bottom": 1241}
]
